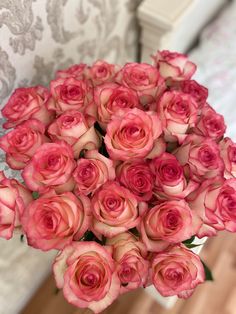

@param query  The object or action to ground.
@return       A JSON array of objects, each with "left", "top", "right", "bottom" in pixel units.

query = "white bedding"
[
  {"left": 190, "top": 0, "right": 236, "bottom": 141},
  {"left": 1, "top": 1, "right": 236, "bottom": 313}
]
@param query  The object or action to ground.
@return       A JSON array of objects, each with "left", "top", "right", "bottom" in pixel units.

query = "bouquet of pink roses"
[{"left": 0, "top": 50, "right": 235, "bottom": 313}]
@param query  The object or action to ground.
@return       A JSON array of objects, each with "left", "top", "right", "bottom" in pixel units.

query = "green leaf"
[
  {"left": 184, "top": 243, "right": 203, "bottom": 249},
  {"left": 32, "top": 191, "right": 39, "bottom": 200},
  {"left": 182, "top": 236, "right": 195, "bottom": 245},
  {"left": 201, "top": 260, "right": 214, "bottom": 281}
]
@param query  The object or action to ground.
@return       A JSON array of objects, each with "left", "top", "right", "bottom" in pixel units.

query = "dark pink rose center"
[
  {"left": 159, "top": 161, "right": 182, "bottom": 182},
  {"left": 165, "top": 268, "right": 184, "bottom": 285},
  {"left": 218, "top": 189, "right": 236, "bottom": 220},
  {"left": 163, "top": 210, "right": 181, "bottom": 230},
  {"left": 47, "top": 154, "right": 60, "bottom": 169},
  {"left": 81, "top": 272, "right": 98, "bottom": 286},
  {"left": 171, "top": 98, "right": 190, "bottom": 116},
  {"left": 61, "top": 85, "right": 82, "bottom": 100},
  {"left": 120, "top": 264, "right": 135, "bottom": 283},
  {"left": 12, "top": 94, "right": 30, "bottom": 111},
  {"left": 198, "top": 146, "right": 217, "bottom": 166},
  {"left": 61, "top": 115, "right": 77, "bottom": 128}
]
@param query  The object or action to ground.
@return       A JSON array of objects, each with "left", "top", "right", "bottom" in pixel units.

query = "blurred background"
[{"left": 0, "top": 0, "right": 236, "bottom": 313}]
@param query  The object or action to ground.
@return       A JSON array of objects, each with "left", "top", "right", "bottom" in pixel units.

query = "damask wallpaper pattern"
[{"left": 0, "top": 0, "right": 142, "bottom": 110}]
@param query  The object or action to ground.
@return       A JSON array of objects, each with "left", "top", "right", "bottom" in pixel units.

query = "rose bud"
[
  {"left": 192, "top": 104, "right": 226, "bottom": 141},
  {"left": 151, "top": 245, "right": 205, "bottom": 298},
  {"left": 150, "top": 153, "right": 199, "bottom": 200},
  {"left": 0, "top": 119, "right": 49, "bottom": 170},
  {"left": 107, "top": 232, "right": 149, "bottom": 293},
  {"left": 152, "top": 50, "right": 196, "bottom": 81},
  {"left": 21, "top": 190, "right": 91, "bottom": 251},
  {"left": 188, "top": 177, "right": 236, "bottom": 237},
  {"left": 94, "top": 82, "right": 141, "bottom": 129},
  {"left": 91, "top": 181, "right": 140, "bottom": 238},
  {"left": 46, "top": 76, "right": 93, "bottom": 115},
  {"left": 157, "top": 90, "right": 198, "bottom": 143},
  {"left": 22, "top": 141, "right": 76, "bottom": 193},
  {"left": 73, "top": 150, "right": 115, "bottom": 196},
  {"left": 116, "top": 160, "right": 154, "bottom": 201},
  {"left": 0, "top": 171, "right": 33, "bottom": 239},
  {"left": 104, "top": 108, "right": 165, "bottom": 161},
  {"left": 85, "top": 60, "right": 120, "bottom": 86},
  {"left": 2, "top": 86, "right": 54, "bottom": 129},
  {"left": 115, "top": 62, "right": 165, "bottom": 105},
  {"left": 140, "top": 200, "right": 200, "bottom": 252},
  {"left": 56, "top": 63, "right": 87, "bottom": 80},
  {"left": 174, "top": 135, "right": 224, "bottom": 182},
  {"left": 47, "top": 110, "right": 101, "bottom": 158},
  {"left": 219, "top": 137, "right": 236, "bottom": 178},
  {"left": 53, "top": 242, "right": 120, "bottom": 313}
]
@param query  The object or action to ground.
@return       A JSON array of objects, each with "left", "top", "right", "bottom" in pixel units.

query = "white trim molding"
[{"left": 138, "top": 0, "right": 228, "bottom": 61}]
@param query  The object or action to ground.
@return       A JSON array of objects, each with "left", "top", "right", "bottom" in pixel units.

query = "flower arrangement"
[{"left": 0, "top": 50, "right": 235, "bottom": 313}]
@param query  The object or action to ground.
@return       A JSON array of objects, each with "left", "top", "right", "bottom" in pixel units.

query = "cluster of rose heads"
[{"left": 0, "top": 50, "right": 235, "bottom": 313}]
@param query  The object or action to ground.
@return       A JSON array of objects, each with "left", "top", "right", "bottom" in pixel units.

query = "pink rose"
[
  {"left": 175, "top": 135, "right": 224, "bottom": 182},
  {"left": 91, "top": 181, "right": 140, "bottom": 238},
  {"left": 152, "top": 50, "right": 196, "bottom": 81},
  {"left": 150, "top": 153, "right": 199, "bottom": 200},
  {"left": 0, "top": 119, "right": 49, "bottom": 170},
  {"left": 56, "top": 63, "right": 87, "bottom": 80},
  {"left": 94, "top": 82, "right": 141, "bottom": 129},
  {"left": 104, "top": 108, "right": 165, "bottom": 161},
  {"left": 0, "top": 172, "right": 32, "bottom": 239},
  {"left": 220, "top": 137, "right": 236, "bottom": 179},
  {"left": 157, "top": 91, "right": 198, "bottom": 142},
  {"left": 47, "top": 110, "right": 101, "bottom": 158},
  {"left": 188, "top": 178, "right": 236, "bottom": 237},
  {"left": 47, "top": 77, "right": 92, "bottom": 115},
  {"left": 140, "top": 200, "right": 199, "bottom": 252},
  {"left": 53, "top": 241, "right": 120, "bottom": 313},
  {"left": 107, "top": 232, "right": 149, "bottom": 293},
  {"left": 2, "top": 86, "right": 54, "bottom": 129},
  {"left": 116, "top": 160, "right": 154, "bottom": 201},
  {"left": 85, "top": 60, "right": 120, "bottom": 86},
  {"left": 21, "top": 190, "right": 91, "bottom": 251},
  {"left": 115, "top": 62, "right": 165, "bottom": 105},
  {"left": 73, "top": 150, "right": 115, "bottom": 196},
  {"left": 151, "top": 245, "right": 205, "bottom": 298},
  {"left": 192, "top": 104, "right": 226, "bottom": 141},
  {"left": 22, "top": 141, "right": 76, "bottom": 193},
  {"left": 174, "top": 80, "right": 208, "bottom": 109}
]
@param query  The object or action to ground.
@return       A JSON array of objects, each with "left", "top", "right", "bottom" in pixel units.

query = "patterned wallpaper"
[{"left": 0, "top": 0, "right": 142, "bottom": 109}]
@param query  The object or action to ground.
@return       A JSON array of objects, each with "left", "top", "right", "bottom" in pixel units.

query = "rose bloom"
[
  {"left": 21, "top": 190, "right": 91, "bottom": 251},
  {"left": 151, "top": 245, "right": 205, "bottom": 298},
  {"left": 22, "top": 141, "right": 76, "bottom": 193},
  {"left": 85, "top": 60, "right": 120, "bottom": 86},
  {"left": 46, "top": 76, "right": 92, "bottom": 114},
  {"left": 174, "top": 135, "right": 224, "bottom": 182},
  {"left": 2, "top": 86, "right": 54, "bottom": 129},
  {"left": 140, "top": 200, "right": 199, "bottom": 252},
  {"left": 91, "top": 181, "right": 140, "bottom": 238},
  {"left": 116, "top": 160, "right": 154, "bottom": 201},
  {"left": 0, "top": 171, "right": 33, "bottom": 239},
  {"left": 188, "top": 177, "right": 236, "bottom": 237},
  {"left": 152, "top": 50, "right": 196, "bottom": 81},
  {"left": 73, "top": 150, "right": 115, "bottom": 196},
  {"left": 104, "top": 108, "right": 165, "bottom": 161},
  {"left": 150, "top": 153, "right": 199, "bottom": 200},
  {"left": 47, "top": 110, "right": 100, "bottom": 158},
  {"left": 94, "top": 82, "right": 141, "bottom": 129},
  {"left": 53, "top": 241, "right": 120, "bottom": 313},
  {"left": 0, "top": 119, "right": 49, "bottom": 170},
  {"left": 56, "top": 63, "right": 87, "bottom": 80},
  {"left": 107, "top": 232, "right": 149, "bottom": 294},
  {"left": 115, "top": 62, "right": 165, "bottom": 105},
  {"left": 157, "top": 90, "right": 198, "bottom": 142},
  {"left": 169, "top": 79, "right": 208, "bottom": 110},
  {"left": 192, "top": 104, "right": 226, "bottom": 141},
  {"left": 219, "top": 137, "right": 236, "bottom": 179}
]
